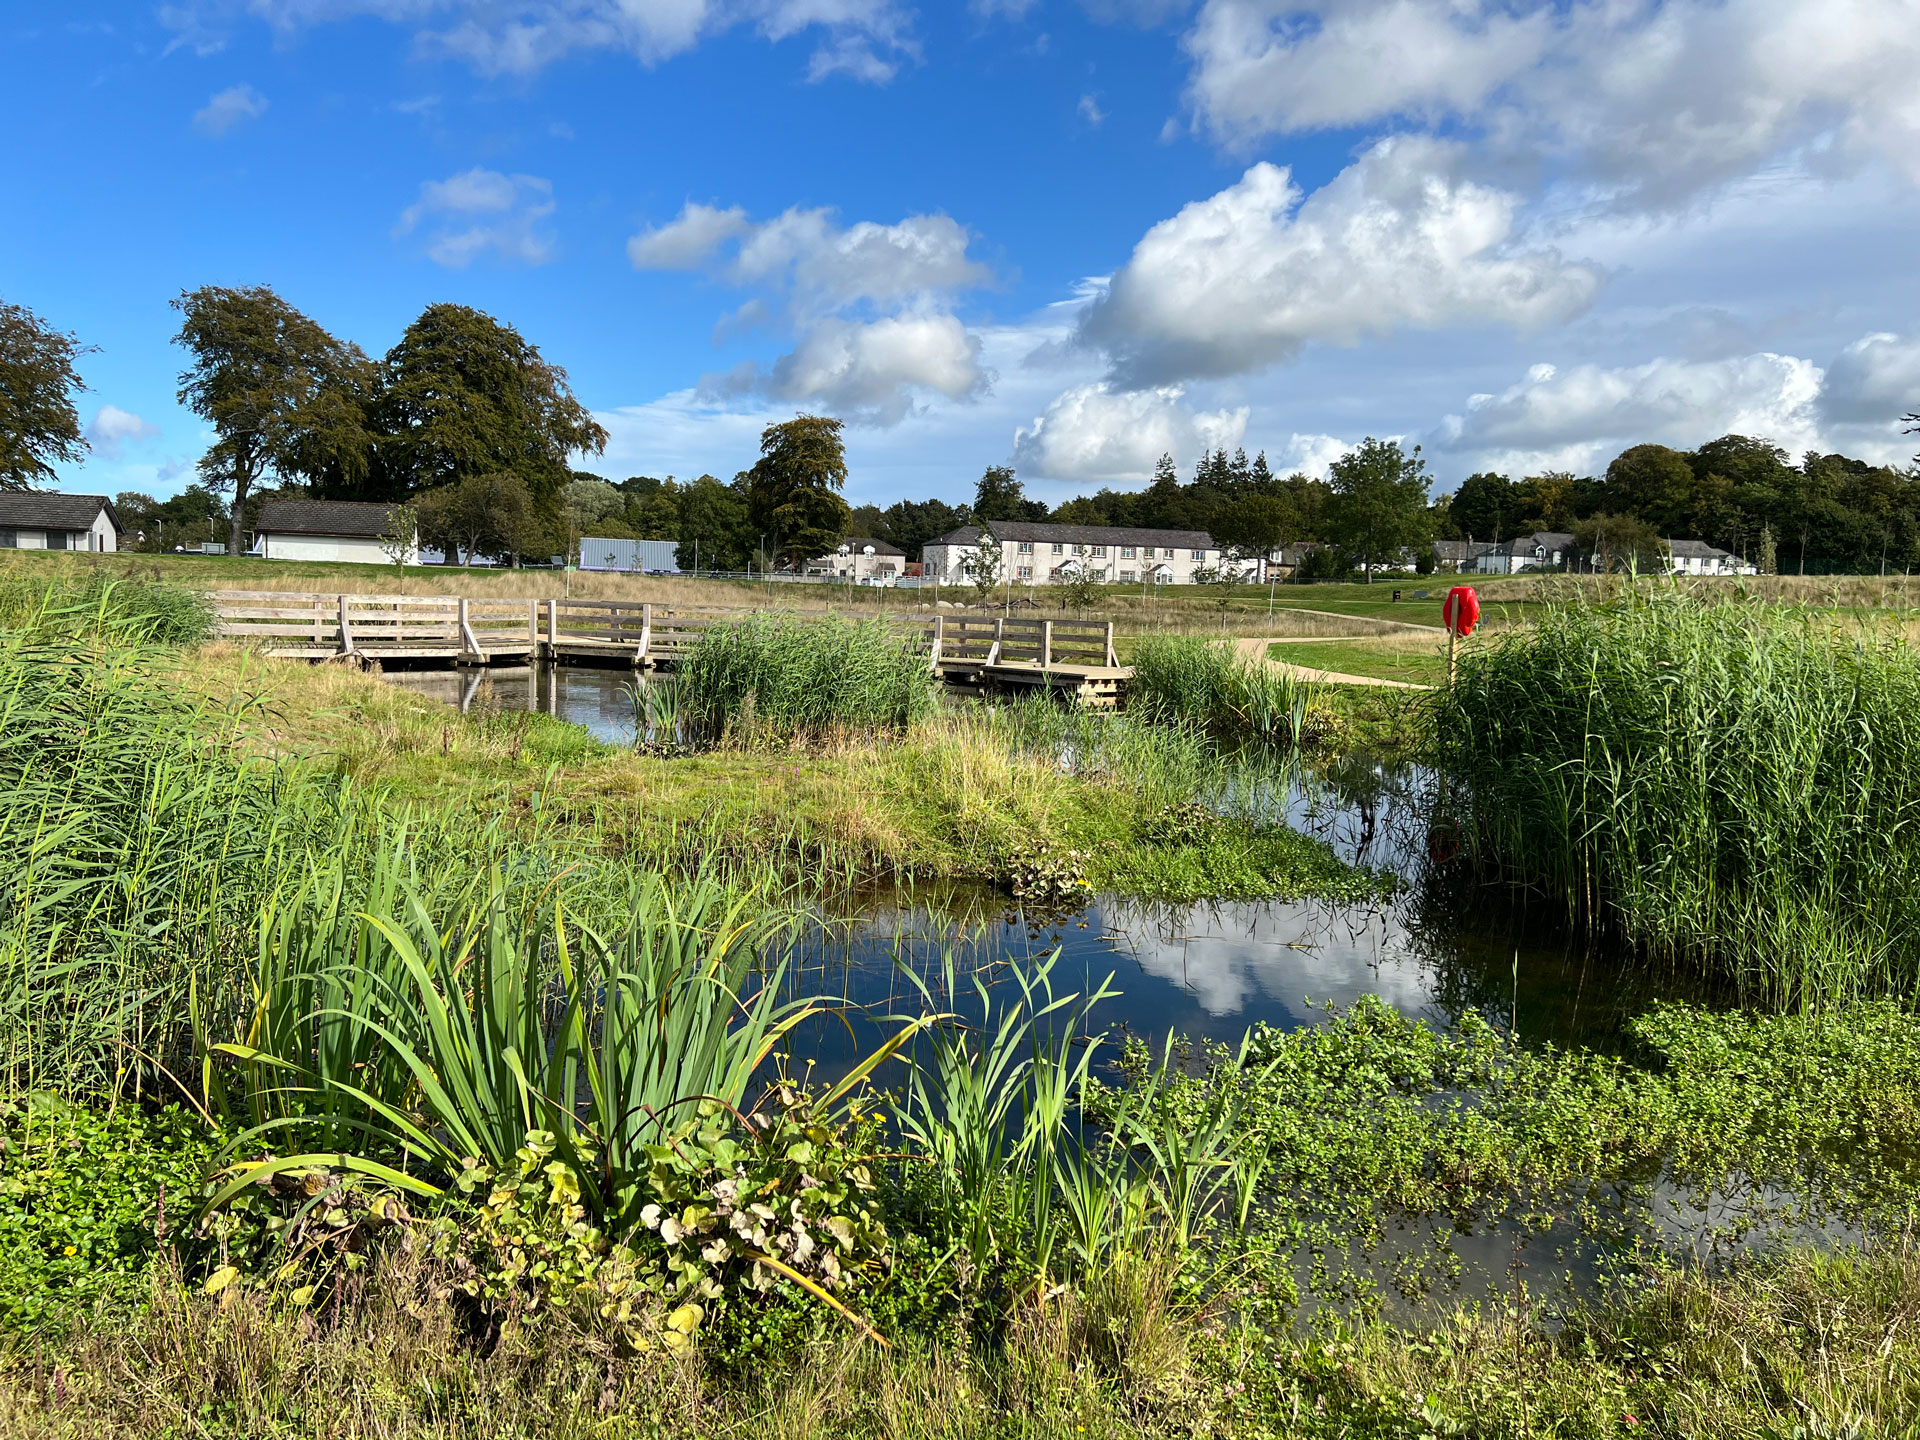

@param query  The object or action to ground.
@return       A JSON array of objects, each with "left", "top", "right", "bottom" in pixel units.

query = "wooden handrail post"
[
  {"left": 337, "top": 595, "right": 354, "bottom": 654},
  {"left": 1041, "top": 619, "right": 1053, "bottom": 669},
  {"left": 312, "top": 596, "right": 323, "bottom": 645},
  {"left": 638, "top": 603, "right": 652, "bottom": 669},
  {"left": 1104, "top": 620, "right": 1116, "bottom": 667},
  {"left": 528, "top": 599, "right": 538, "bottom": 649},
  {"left": 545, "top": 598, "right": 557, "bottom": 650},
  {"left": 458, "top": 597, "right": 483, "bottom": 657},
  {"left": 930, "top": 614, "right": 944, "bottom": 672},
  {"left": 988, "top": 617, "right": 1004, "bottom": 666}
]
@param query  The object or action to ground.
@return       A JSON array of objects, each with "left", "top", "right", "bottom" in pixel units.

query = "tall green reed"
[
  {"left": 1435, "top": 593, "right": 1920, "bottom": 1004},
  {"left": 0, "top": 569, "right": 213, "bottom": 646},
  {"left": 1128, "top": 634, "right": 1314, "bottom": 748},
  {"left": 676, "top": 613, "right": 936, "bottom": 740}
]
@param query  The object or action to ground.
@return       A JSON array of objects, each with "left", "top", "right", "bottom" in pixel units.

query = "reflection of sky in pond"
[{"left": 383, "top": 660, "right": 1830, "bottom": 1321}]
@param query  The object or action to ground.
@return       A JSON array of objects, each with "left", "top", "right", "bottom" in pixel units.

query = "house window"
[
  {"left": 1121, "top": 545, "right": 1136, "bottom": 558},
  {"left": 1091, "top": 545, "right": 1106, "bottom": 557},
  {"left": 46, "top": 531, "right": 68, "bottom": 551},
  {"left": 1051, "top": 543, "right": 1064, "bottom": 555},
  {"left": 1162, "top": 548, "right": 1175, "bottom": 559},
  {"left": 1017, "top": 565, "right": 1032, "bottom": 580},
  {"left": 1018, "top": 541, "right": 1034, "bottom": 554},
  {"left": 1191, "top": 549, "right": 1206, "bottom": 561},
  {"left": 0, "top": 530, "right": 14, "bottom": 548},
  {"left": 1073, "top": 543, "right": 1086, "bottom": 555},
  {"left": 1120, "top": 569, "right": 1136, "bottom": 582},
  {"left": 1049, "top": 565, "right": 1063, "bottom": 578}
]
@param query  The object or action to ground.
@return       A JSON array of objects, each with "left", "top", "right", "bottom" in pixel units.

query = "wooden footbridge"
[{"left": 210, "top": 592, "right": 1131, "bottom": 707}]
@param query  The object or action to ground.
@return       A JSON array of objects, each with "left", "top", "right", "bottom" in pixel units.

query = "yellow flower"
[{"left": 62, "top": 1246, "right": 76, "bottom": 1256}]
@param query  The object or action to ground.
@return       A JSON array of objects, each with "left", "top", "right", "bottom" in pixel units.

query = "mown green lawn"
[{"left": 1268, "top": 638, "right": 1449, "bottom": 685}]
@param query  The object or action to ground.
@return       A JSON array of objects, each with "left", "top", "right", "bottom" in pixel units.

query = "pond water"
[{"left": 384, "top": 661, "right": 1839, "bottom": 1323}]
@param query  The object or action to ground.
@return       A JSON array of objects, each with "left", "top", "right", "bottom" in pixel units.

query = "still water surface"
[{"left": 384, "top": 661, "right": 1797, "bottom": 1319}]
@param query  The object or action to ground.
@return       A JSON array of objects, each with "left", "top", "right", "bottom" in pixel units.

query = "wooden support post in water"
[
  {"left": 459, "top": 597, "right": 483, "bottom": 658},
  {"left": 338, "top": 595, "right": 354, "bottom": 654}
]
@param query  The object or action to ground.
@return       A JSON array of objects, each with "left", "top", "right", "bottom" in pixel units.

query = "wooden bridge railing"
[{"left": 210, "top": 592, "right": 1117, "bottom": 670}]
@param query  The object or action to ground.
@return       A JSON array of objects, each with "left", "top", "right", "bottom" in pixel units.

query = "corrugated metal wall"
[{"left": 578, "top": 537, "right": 681, "bottom": 572}]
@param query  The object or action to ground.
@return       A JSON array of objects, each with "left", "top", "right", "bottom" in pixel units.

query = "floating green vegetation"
[
  {"left": 1436, "top": 593, "right": 1920, "bottom": 1005},
  {"left": 676, "top": 612, "right": 937, "bottom": 740}
]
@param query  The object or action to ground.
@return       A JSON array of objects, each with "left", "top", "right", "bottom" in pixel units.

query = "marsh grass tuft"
[
  {"left": 677, "top": 613, "right": 936, "bottom": 741},
  {"left": 1437, "top": 593, "right": 1920, "bottom": 1003},
  {"left": 1128, "top": 635, "right": 1316, "bottom": 747}
]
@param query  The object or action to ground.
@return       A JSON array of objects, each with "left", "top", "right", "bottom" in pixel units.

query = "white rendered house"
[
  {"left": 923, "top": 521, "right": 1222, "bottom": 587},
  {"left": 0, "top": 493, "right": 122, "bottom": 552},
  {"left": 251, "top": 500, "right": 418, "bottom": 565}
]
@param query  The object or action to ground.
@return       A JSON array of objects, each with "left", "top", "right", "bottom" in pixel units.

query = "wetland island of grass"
[{"left": 4, "top": 564, "right": 1920, "bottom": 1439}]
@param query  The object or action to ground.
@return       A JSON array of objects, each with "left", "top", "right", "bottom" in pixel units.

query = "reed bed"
[
  {"left": 676, "top": 612, "right": 938, "bottom": 740},
  {"left": 1435, "top": 592, "right": 1920, "bottom": 1004},
  {"left": 0, "top": 569, "right": 212, "bottom": 645},
  {"left": 1127, "top": 634, "right": 1317, "bottom": 746}
]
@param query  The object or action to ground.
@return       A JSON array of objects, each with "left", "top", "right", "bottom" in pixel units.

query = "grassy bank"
[{"left": 1436, "top": 594, "right": 1920, "bottom": 1004}]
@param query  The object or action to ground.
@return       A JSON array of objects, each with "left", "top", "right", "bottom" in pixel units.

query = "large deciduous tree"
[
  {"left": 416, "top": 472, "right": 542, "bottom": 566},
  {"left": 675, "top": 474, "right": 752, "bottom": 572},
  {"left": 745, "top": 414, "right": 850, "bottom": 567},
  {"left": 1323, "top": 438, "right": 1434, "bottom": 583},
  {"left": 375, "top": 303, "right": 608, "bottom": 523},
  {"left": 0, "top": 300, "right": 91, "bottom": 490},
  {"left": 172, "top": 285, "right": 375, "bottom": 554}
]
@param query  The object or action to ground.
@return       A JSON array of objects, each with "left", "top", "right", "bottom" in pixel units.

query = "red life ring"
[{"left": 1442, "top": 586, "right": 1480, "bottom": 637}]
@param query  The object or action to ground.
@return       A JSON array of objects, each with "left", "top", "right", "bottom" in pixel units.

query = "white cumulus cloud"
[
  {"left": 395, "top": 168, "right": 555, "bottom": 267},
  {"left": 1180, "top": 0, "right": 1920, "bottom": 209},
  {"left": 635, "top": 198, "right": 996, "bottom": 425},
  {"left": 1429, "top": 352, "right": 1828, "bottom": 474},
  {"left": 1819, "top": 332, "right": 1920, "bottom": 427},
  {"left": 86, "top": 405, "right": 161, "bottom": 459},
  {"left": 1079, "top": 137, "right": 1602, "bottom": 387},
  {"left": 1012, "top": 381, "right": 1248, "bottom": 483},
  {"left": 192, "top": 83, "right": 267, "bottom": 137}
]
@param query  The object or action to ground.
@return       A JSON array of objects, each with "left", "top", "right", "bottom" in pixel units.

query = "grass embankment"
[
  {"left": 1437, "top": 593, "right": 1920, "bottom": 1004},
  {"left": 163, "top": 643, "right": 1361, "bottom": 907}
]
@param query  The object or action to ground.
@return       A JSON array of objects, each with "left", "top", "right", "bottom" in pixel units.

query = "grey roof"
[
  {"left": 255, "top": 499, "right": 405, "bottom": 538},
  {"left": 1667, "top": 538, "right": 1735, "bottom": 559},
  {"left": 0, "top": 492, "right": 121, "bottom": 532},
  {"left": 1433, "top": 539, "right": 1496, "bottom": 560},
  {"left": 1498, "top": 530, "right": 1576, "bottom": 555},
  {"left": 838, "top": 536, "right": 905, "bottom": 556},
  {"left": 932, "top": 520, "right": 1216, "bottom": 550}
]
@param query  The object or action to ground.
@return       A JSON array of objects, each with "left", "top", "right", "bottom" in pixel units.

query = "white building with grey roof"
[
  {"left": 0, "top": 493, "right": 122, "bottom": 552},
  {"left": 922, "top": 521, "right": 1223, "bottom": 587},
  {"left": 249, "top": 500, "right": 418, "bottom": 565}
]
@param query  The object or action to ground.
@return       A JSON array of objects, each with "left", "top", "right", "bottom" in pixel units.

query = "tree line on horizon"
[{"left": 5, "top": 290, "right": 1919, "bottom": 577}]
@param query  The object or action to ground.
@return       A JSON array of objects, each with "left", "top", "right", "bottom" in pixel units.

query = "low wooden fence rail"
[{"left": 210, "top": 592, "right": 1125, "bottom": 703}]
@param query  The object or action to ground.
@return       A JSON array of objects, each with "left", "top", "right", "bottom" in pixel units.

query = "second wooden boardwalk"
[{"left": 210, "top": 593, "right": 1130, "bottom": 707}]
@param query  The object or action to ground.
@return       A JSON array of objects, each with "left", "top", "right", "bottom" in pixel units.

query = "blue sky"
[{"left": 9, "top": 0, "right": 1920, "bottom": 511}]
